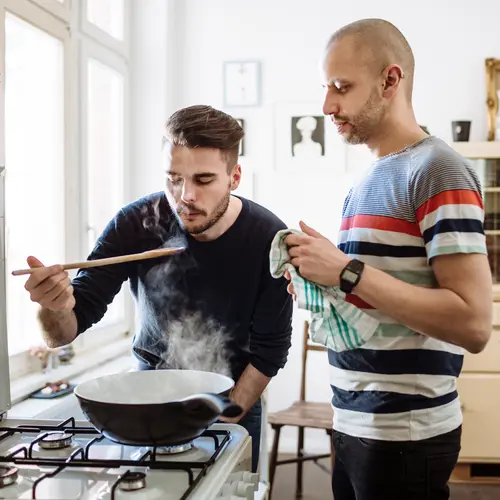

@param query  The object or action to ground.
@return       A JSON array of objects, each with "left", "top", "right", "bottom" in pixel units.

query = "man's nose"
[
  {"left": 323, "top": 91, "right": 341, "bottom": 117},
  {"left": 181, "top": 182, "right": 197, "bottom": 203}
]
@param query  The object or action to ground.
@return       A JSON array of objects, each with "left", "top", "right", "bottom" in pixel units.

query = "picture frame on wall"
[
  {"left": 235, "top": 118, "right": 245, "bottom": 156},
  {"left": 223, "top": 61, "right": 261, "bottom": 108},
  {"left": 485, "top": 58, "right": 500, "bottom": 141},
  {"left": 273, "top": 101, "right": 346, "bottom": 172}
]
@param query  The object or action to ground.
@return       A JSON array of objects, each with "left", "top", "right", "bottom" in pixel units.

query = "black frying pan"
[{"left": 74, "top": 369, "right": 242, "bottom": 447}]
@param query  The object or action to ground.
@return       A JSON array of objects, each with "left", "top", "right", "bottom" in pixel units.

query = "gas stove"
[{"left": 0, "top": 416, "right": 257, "bottom": 499}]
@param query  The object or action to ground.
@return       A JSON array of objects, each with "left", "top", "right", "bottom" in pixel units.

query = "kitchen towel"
[{"left": 270, "top": 229, "right": 379, "bottom": 352}]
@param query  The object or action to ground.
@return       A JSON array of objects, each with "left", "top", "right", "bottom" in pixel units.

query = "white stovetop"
[{"left": 0, "top": 418, "right": 254, "bottom": 500}]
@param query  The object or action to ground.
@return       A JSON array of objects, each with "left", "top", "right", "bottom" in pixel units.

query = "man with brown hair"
[
  {"left": 23, "top": 104, "right": 293, "bottom": 473},
  {"left": 285, "top": 18, "right": 491, "bottom": 499}
]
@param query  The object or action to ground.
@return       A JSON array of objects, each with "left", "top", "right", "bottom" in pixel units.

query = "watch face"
[{"left": 343, "top": 269, "right": 358, "bottom": 283}]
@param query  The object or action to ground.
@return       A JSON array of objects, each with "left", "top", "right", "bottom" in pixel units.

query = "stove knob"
[
  {"left": 220, "top": 481, "right": 254, "bottom": 499},
  {"left": 228, "top": 472, "right": 242, "bottom": 482},
  {"left": 241, "top": 472, "right": 259, "bottom": 489},
  {"left": 228, "top": 471, "right": 259, "bottom": 488}
]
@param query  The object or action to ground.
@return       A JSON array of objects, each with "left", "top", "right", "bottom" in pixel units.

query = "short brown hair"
[{"left": 164, "top": 105, "right": 244, "bottom": 170}]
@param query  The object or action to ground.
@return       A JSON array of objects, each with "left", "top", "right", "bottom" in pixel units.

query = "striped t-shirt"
[{"left": 331, "top": 135, "right": 487, "bottom": 441}]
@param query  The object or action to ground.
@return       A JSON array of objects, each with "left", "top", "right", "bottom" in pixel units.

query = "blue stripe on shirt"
[
  {"left": 422, "top": 218, "right": 484, "bottom": 244},
  {"left": 330, "top": 385, "right": 458, "bottom": 414},
  {"left": 328, "top": 348, "right": 463, "bottom": 377},
  {"left": 338, "top": 241, "right": 427, "bottom": 258}
]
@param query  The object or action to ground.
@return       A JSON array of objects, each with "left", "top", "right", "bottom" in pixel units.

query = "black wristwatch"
[{"left": 339, "top": 259, "right": 365, "bottom": 294}]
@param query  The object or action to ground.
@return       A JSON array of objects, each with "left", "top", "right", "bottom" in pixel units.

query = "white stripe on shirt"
[
  {"left": 419, "top": 203, "right": 484, "bottom": 233},
  {"left": 332, "top": 398, "right": 463, "bottom": 441},
  {"left": 329, "top": 365, "right": 457, "bottom": 398}
]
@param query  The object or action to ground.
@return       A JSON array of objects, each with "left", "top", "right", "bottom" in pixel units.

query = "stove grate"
[{"left": 0, "top": 417, "right": 231, "bottom": 500}]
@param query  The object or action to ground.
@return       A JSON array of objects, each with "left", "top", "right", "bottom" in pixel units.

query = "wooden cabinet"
[
  {"left": 451, "top": 141, "right": 500, "bottom": 465},
  {"left": 456, "top": 374, "right": 500, "bottom": 461}
]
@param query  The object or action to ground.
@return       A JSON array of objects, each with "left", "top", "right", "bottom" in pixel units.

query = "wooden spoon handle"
[{"left": 11, "top": 246, "right": 186, "bottom": 276}]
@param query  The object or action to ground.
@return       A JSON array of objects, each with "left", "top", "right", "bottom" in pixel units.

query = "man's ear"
[
  {"left": 230, "top": 164, "right": 242, "bottom": 191},
  {"left": 382, "top": 64, "right": 404, "bottom": 98}
]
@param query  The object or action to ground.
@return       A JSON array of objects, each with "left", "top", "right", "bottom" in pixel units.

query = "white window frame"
[
  {"left": 79, "top": 0, "right": 130, "bottom": 58},
  {"left": 28, "top": 0, "right": 71, "bottom": 23},
  {"left": 2, "top": 0, "right": 134, "bottom": 381},
  {"left": 2, "top": 0, "right": 72, "bottom": 380},
  {"left": 78, "top": 37, "right": 132, "bottom": 347}
]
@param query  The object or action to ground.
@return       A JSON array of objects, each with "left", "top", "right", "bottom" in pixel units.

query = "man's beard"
[
  {"left": 338, "top": 89, "right": 386, "bottom": 145},
  {"left": 178, "top": 189, "right": 231, "bottom": 235}
]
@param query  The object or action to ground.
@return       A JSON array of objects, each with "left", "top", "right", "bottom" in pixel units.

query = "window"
[
  {"left": 81, "top": 0, "right": 128, "bottom": 56},
  {"left": 4, "top": 13, "right": 65, "bottom": 355},
  {"left": 30, "top": 0, "right": 70, "bottom": 22},
  {"left": 82, "top": 51, "right": 127, "bottom": 327},
  {"left": 0, "top": 0, "right": 131, "bottom": 376},
  {"left": 86, "top": 0, "right": 125, "bottom": 41}
]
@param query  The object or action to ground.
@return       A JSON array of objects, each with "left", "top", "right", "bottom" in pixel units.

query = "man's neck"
[
  {"left": 366, "top": 110, "right": 429, "bottom": 159},
  {"left": 191, "top": 196, "right": 243, "bottom": 242}
]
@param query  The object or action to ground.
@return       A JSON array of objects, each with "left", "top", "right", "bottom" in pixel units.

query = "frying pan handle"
[{"left": 179, "top": 393, "right": 243, "bottom": 419}]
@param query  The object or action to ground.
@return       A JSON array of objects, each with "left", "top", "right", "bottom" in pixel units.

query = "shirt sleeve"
[
  {"left": 410, "top": 154, "right": 487, "bottom": 261},
  {"left": 72, "top": 209, "right": 134, "bottom": 335},
  {"left": 249, "top": 241, "right": 293, "bottom": 378}
]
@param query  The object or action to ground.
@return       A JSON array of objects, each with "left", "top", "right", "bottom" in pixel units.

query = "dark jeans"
[
  {"left": 136, "top": 360, "right": 262, "bottom": 473},
  {"left": 332, "top": 426, "right": 461, "bottom": 500},
  {"left": 234, "top": 398, "right": 262, "bottom": 473}
]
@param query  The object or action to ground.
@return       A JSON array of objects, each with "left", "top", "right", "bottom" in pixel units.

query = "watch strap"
[{"left": 339, "top": 259, "right": 365, "bottom": 294}]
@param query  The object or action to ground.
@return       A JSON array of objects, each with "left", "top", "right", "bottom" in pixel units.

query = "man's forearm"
[
  {"left": 354, "top": 265, "right": 491, "bottom": 353},
  {"left": 230, "top": 364, "right": 270, "bottom": 416},
  {"left": 38, "top": 307, "right": 78, "bottom": 348}
]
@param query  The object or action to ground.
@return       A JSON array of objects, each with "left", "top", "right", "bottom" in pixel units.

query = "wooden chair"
[{"left": 267, "top": 320, "right": 334, "bottom": 499}]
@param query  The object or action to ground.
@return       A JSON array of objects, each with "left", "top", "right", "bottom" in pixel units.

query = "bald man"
[{"left": 284, "top": 18, "right": 491, "bottom": 500}]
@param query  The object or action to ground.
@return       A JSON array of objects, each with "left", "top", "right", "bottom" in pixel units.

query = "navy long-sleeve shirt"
[{"left": 71, "top": 192, "right": 293, "bottom": 381}]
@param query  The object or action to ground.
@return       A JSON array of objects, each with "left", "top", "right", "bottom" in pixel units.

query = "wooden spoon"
[{"left": 11, "top": 246, "right": 186, "bottom": 276}]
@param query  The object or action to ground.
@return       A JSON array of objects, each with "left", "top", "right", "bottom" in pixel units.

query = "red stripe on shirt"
[
  {"left": 345, "top": 294, "right": 374, "bottom": 310},
  {"left": 340, "top": 214, "right": 421, "bottom": 237},
  {"left": 415, "top": 189, "right": 483, "bottom": 224}
]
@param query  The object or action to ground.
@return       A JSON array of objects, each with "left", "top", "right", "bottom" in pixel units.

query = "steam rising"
[
  {"left": 158, "top": 312, "right": 232, "bottom": 377},
  {"left": 135, "top": 195, "right": 233, "bottom": 378}
]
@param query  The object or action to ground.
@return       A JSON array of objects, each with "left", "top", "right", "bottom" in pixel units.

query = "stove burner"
[
  {"left": 0, "top": 466, "right": 19, "bottom": 488},
  {"left": 156, "top": 441, "right": 193, "bottom": 455},
  {"left": 118, "top": 472, "right": 147, "bottom": 492},
  {"left": 38, "top": 431, "right": 73, "bottom": 450}
]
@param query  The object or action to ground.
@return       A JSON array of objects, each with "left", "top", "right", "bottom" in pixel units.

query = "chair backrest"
[{"left": 299, "top": 320, "right": 327, "bottom": 402}]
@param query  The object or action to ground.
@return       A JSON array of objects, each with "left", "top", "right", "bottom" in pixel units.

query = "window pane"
[
  {"left": 86, "top": 58, "right": 125, "bottom": 325},
  {"left": 86, "top": 0, "right": 124, "bottom": 41},
  {"left": 5, "top": 14, "right": 65, "bottom": 354}
]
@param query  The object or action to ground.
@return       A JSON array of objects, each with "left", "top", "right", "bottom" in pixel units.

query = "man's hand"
[
  {"left": 285, "top": 221, "right": 350, "bottom": 286},
  {"left": 284, "top": 270, "right": 296, "bottom": 299},
  {"left": 219, "top": 364, "right": 270, "bottom": 423},
  {"left": 24, "top": 256, "right": 75, "bottom": 312},
  {"left": 219, "top": 410, "right": 242, "bottom": 424}
]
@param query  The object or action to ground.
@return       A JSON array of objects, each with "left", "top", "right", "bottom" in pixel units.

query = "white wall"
[
  {"left": 129, "top": 0, "right": 182, "bottom": 200},
  {"left": 132, "top": 0, "right": 500, "bottom": 453}
]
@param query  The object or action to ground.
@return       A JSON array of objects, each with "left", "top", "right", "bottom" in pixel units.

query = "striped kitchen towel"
[{"left": 270, "top": 229, "right": 379, "bottom": 352}]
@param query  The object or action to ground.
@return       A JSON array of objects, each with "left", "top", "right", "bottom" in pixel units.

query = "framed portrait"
[
  {"left": 485, "top": 58, "right": 500, "bottom": 141},
  {"left": 235, "top": 118, "right": 245, "bottom": 156},
  {"left": 223, "top": 61, "right": 261, "bottom": 108},
  {"left": 273, "top": 101, "right": 346, "bottom": 172}
]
